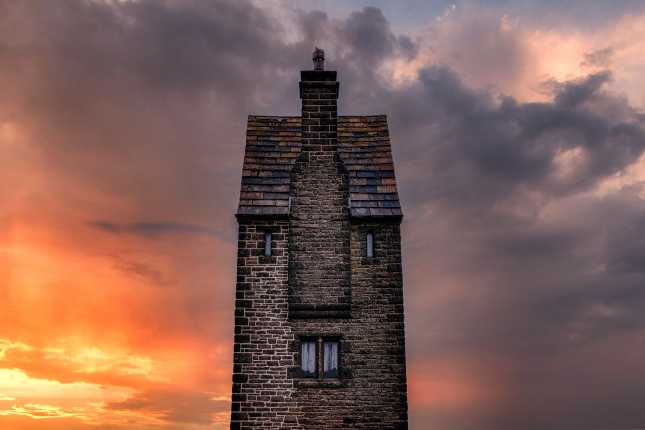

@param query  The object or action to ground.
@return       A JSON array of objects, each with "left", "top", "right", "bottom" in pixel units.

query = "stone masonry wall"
[
  {"left": 231, "top": 67, "right": 407, "bottom": 429},
  {"left": 288, "top": 220, "right": 408, "bottom": 430},
  {"left": 288, "top": 152, "right": 351, "bottom": 308},
  {"left": 231, "top": 218, "right": 409, "bottom": 429},
  {"left": 288, "top": 72, "right": 352, "bottom": 310},
  {"left": 230, "top": 219, "right": 302, "bottom": 430}
]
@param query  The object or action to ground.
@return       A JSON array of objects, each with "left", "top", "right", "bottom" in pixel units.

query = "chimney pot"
[{"left": 312, "top": 47, "right": 325, "bottom": 71}]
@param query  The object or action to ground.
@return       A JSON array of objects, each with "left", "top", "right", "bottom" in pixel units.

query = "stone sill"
[
  {"left": 288, "top": 303, "right": 351, "bottom": 319},
  {"left": 360, "top": 257, "right": 381, "bottom": 265},
  {"left": 294, "top": 378, "right": 348, "bottom": 389},
  {"left": 300, "top": 70, "right": 337, "bottom": 81}
]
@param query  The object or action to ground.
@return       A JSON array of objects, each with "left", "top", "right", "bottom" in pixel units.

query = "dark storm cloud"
[
  {"left": 342, "top": 6, "right": 418, "bottom": 64},
  {"left": 295, "top": 6, "right": 417, "bottom": 62},
  {"left": 552, "top": 70, "right": 612, "bottom": 107},
  {"left": 0, "top": 0, "right": 284, "bottom": 98},
  {"left": 274, "top": 5, "right": 645, "bottom": 429},
  {"left": 0, "top": 0, "right": 308, "bottom": 235},
  {"left": 290, "top": 6, "right": 418, "bottom": 112},
  {"left": 3, "top": 1, "right": 645, "bottom": 429},
  {"left": 391, "top": 67, "right": 645, "bottom": 209},
  {"left": 382, "top": 39, "right": 644, "bottom": 351},
  {"left": 387, "top": 58, "right": 645, "bottom": 429}
]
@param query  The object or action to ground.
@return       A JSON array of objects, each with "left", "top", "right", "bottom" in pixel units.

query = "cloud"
[
  {"left": 89, "top": 221, "right": 220, "bottom": 238},
  {"left": 342, "top": 6, "right": 417, "bottom": 64},
  {"left": 2, "top": 1, "right": 645, "bottom": 430},
  {"left": 428, "top": 5, "right": 531, "bottom": 94},
  {"left": 582, "top": 47, "right": 615, "bottom": 69},
  {"left": 392, "top": 67, "right": 645, "bottom": 213},
  {"left": 0, "top": 339, "right": 157, "bottom": 388},
  {"left": 551, "top": 70, "right": 613, "bottom": 107},
  {"left": 391, "top": 63, "right": 645, "bottom": 429},
  {"left": 107, "top": 389, "right": 228, "bottom": 425}
]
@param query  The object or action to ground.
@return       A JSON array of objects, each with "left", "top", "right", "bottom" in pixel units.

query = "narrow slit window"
[
  {"left": 366, "top": 231, "right": 374, "bottom": 258},
  {"left": 301, "top": 341, "right": 317, "bottom": 377},
  {"left": 264, "top": 232, "right": 272, "bottom": 257},
  {"left": 323, "top": 341, "right": 338, "bottom": 378}
]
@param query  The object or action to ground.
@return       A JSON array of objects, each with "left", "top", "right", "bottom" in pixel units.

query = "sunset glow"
[{"left": 2, "top": 1, "right": 645, "bottom": 429}]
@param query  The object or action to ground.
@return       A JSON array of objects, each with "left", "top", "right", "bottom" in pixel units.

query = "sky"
[{"left": 1, "top": 0, "right": 645, "bottom": 429}]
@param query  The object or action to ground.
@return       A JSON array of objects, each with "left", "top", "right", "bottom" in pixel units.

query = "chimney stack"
[{"left": 300, "top": 48, "right": 339, "bottom": 153}]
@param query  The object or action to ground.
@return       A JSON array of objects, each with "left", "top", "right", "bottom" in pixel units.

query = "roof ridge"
[
  {"left": 248, "top": 114, "right": 300, "bottom": 118},
  {"left": 338, "top": 114, "right": 387, "bottom": 118},
  {"left": 247, "top": 115, "right": 387, "bottom": 119}
]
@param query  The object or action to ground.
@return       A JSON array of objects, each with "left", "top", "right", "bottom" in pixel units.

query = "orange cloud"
[
  {"left": 1, "top": 193, "right": 235, "bottom": 429},
  {"left": 0, "top": 368, "right": 135, "bottom": 427},
  {"left": 2, "top": 2, "right": 645, "bottom": 429},
  {"left": 0, "top": 343, "right": 231, "bottom": 429},
  {"left": 106, "top": 388, "right": 229, "bottom": 426}
]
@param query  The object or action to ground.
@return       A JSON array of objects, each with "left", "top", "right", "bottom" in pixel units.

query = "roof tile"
[{"left": 237, "top": 115, "right": 401, "bottom": 218}]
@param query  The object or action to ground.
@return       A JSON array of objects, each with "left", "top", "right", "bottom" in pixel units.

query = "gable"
[{"left": 237, "top": 115, "right": 402, "bottom": 218}]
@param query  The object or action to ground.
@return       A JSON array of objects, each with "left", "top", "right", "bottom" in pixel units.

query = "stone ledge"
[
  {"left": 235, "top": 211, "right": 290, "bottom": 220},
  {"left": 293, "top": 378, "right": 349, "bottom": 389},
  {"left": 300, "top": 70, "right": 337, "bottom": 81},
  {"left": 299, "top": 80, "right": 339, "bottom": 99},
  {"left": 288, "top": 303, "right": 351, "bottom": 319}
]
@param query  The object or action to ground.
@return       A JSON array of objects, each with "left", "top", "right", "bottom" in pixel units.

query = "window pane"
[
  {"left": 301, "top": 341, "right": 316, "bottom": 376},
  {"left": 264, "top": 232, "right": 272, "bottom": 257},
  {"left": 323, "top": 341, "right": 338, "bottom": 378},
  {"left": 366, "top": 232, "right": 374, "bottom": 258}
]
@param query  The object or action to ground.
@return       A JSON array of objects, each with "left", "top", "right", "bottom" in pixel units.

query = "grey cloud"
[
  {"left": 290, "top": 6, "right": 418, "bottom": 113},
  {"left": 393, "top": 67, "right": 645, "bottom": 210},
  {"left": 0, "top": 0, "right": 298, "bottom": 243},
  {"left": 582, "top": 47, "right": 615, "bottom": 69},
  {"left": 342, "top": 7, "right": 416, "bottom": 64},
  {"left": 4, "top": 1, "right": 645, "bottom": 429},
  {"left": 294, "top": 6, "right": 418, "bottom": 68},
  {"left": 392, "top": 63, "right": 645, "bottom": 428},
  {"left": 551, "top": 70, "right": 612, "bottom": 108},
  {"left": 89, "top": 220, "right": 218, "bottom": 238}
]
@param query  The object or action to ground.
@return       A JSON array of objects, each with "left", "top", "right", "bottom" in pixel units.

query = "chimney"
[{"left": 300, "top": 48, "right": 339, "bottom": 153}]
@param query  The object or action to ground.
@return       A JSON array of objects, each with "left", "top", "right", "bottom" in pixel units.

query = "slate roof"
[{"left": 237, "top": 115, "right": 402, "bottom": 219}]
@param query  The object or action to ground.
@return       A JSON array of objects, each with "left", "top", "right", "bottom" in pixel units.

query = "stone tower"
[{"left": 230, "top": 49, "right": 408, "bottom": 429}]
